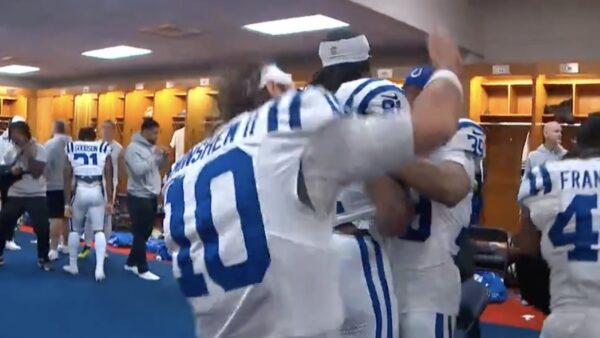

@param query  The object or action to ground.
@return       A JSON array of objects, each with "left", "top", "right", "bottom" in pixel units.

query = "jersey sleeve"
[
  {"left": 518, "top": 163, "right": 560, "bottom": 230},
  {"left": 64, "top": 141, "right": 74, "bottom": 162},
  {"left": 99, "top": 141, "right": 111, "bottom": 155},
  {"left": 336, "top": 79, "right": 409, "bottom": 116},
  {"left": 266, "top": 86, "right": 342, "bottom": 134},
  {"left": 450, "top": 119, "right": 486, "bottom": 159},
  {"left": 518, "top": 163, "right": 553, "bottom": 206}
]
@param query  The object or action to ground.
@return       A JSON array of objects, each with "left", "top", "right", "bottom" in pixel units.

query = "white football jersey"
[
  {"left": 334, "top": 77, "right": 410, "bottom": 230},
  {"left": 519, "top": 158, "right": 600, "bottom": 311},
  {"left": 65, "top": 140, "right": 111, "bottom": 177},
  {"left": 163, "top": 86, "right": 345, "bottom": 338},
  {"left": 336, "top": 78, "right": 410, "bottom": 116},
  {"left": 386, "top": 118, "right": 484, "bottom": 315}
]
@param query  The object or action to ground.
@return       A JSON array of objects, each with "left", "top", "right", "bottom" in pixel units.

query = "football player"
[
  {"left": 388, "top": 67, "right": 485, "bottom": 338},
  {"left": 313, "top": 29, "right": 412, "bottom": 338},
  {"left": 517, "top": 115, "right": 600, "bottom": 338},
  {"left": 163, "top": 27, "right": 464, "bottom": 338},
  {"left": 79, "top": 120, "right": 123, "bottom": 260},
  {"left": 63, "top": 127, "right": 113, "bottom": 281}
]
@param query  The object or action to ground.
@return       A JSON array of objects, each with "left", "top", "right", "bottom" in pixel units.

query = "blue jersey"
[
  {"left": 164, "top": 86, "right": 345, "bottom": 338},
  {"left": 519, "top": 158, "right": 600, "bottom": 311}
]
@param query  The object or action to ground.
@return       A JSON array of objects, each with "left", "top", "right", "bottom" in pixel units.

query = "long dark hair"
[
  {"left": 575, "top": 114, "right": 600, "bottom": 158},
  {"left": 8, "top": 121, "right": 31, "bottom": 141},
  {"left": 217, "top": 62, "right": 271, "bottom": 122},
  {"left": 310, "top": 29, "right": 370, "bottom": 92}
]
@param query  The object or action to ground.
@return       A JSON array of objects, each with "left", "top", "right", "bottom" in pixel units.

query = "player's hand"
[
  {"left": 427, "top": 24, "right": 462, "bottom": 75},
  {"left": 106, "top": 203, "right": 114, "bottom": 215},
  {"left": 10, "top": 166, "right": 23, "bottom": 176},
  {"left": 64, "top": 205, "right": 72, "bottom": 218},
  {"left": 155, "top": 146, "right": 168, "bottom": 155}
]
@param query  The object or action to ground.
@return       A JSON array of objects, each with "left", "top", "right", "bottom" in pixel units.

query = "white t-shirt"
[{"left": 170, "top": 127, "right": 185, "bottom": 162}]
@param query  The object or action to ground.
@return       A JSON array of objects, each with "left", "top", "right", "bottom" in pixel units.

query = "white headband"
[
  {"left": 319, "top": 35, "right": 370, "bottom": 67},
  {"left": 259, "top": 64, "right": 294, "bottom": 89}
]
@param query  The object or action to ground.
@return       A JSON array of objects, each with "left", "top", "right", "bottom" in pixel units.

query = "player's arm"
[
  {"left": 394, "top": 158, "right": 471, "bottom": 207},
  {"left": 364, "top": 176, "right": 415, "bottom": 236},
  {"left": 104, "top": 155, "right": 114, "bottom": 208},
  {"left": 23, "top": 142, "right": 46, "bottom": 178},
  {"left": 513, "top": 206, "right": 541, "bottom": 257},
  {"left": 63, "top": 159, "right": 73, "bottom": 217},
  {"left": 124, "top": 147, "right": 153, "bottom": 176}
]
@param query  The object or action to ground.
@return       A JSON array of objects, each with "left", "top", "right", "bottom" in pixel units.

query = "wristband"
[{"left": 425, "top": 69, "right": 463, "bottom": 98}]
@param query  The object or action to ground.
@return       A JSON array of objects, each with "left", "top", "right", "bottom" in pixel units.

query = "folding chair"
[
  {"left": 454, "top": 278, "right": 489, "bottom": 338},
  {"left": 468, "top": 226, "right": 510, "bottom": 279}
]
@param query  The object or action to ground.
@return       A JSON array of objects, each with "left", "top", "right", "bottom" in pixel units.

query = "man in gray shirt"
[
  {"left": 0, "top": 121, "right": 52, "bottom": 270},
  {"left": 44, "top": 120, "right": 71, "bottom": 261},
  {"left": 524, "top": 121, "right": 567, "bottom": 173},
  {"left": 123, "top": 118, "right": 168, "bottom": 280}
]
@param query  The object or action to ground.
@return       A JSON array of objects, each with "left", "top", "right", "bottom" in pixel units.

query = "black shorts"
[{"left": 46, "top": 190, "right": 65, "bottom": 218}]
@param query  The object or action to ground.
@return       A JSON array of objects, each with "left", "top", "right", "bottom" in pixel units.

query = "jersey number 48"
[{"left": 165, "top": 148, "right": 271, "bottom": 297}]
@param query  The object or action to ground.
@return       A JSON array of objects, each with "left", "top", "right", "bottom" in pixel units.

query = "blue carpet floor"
[
  {"left": 481, "top": 323, "right": 539, "bottom": 338},
  {"left": 0, "top": 232, "right": 195, "bottom": 338},
  {"left": 0, "top": 231, "right": 539, "bottom": 338}
]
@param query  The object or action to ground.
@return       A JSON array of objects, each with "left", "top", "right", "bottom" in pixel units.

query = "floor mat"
[{"left": 0, "top": 231, "right": 195, "bottom": 338}]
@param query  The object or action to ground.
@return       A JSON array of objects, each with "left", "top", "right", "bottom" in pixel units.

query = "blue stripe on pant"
[
  {"left": 356, "top": 235, "right": 395, "bottom": 338},
  {"left": 435, "top": 313, "right": 454, "bottom": 338}
]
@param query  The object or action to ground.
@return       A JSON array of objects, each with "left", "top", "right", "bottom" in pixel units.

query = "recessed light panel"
[{"left": 243, "top": 14, "right": 349, "bottom": 36}]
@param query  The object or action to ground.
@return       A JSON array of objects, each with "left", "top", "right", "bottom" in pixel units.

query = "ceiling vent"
[{"left": 140, "top": 24, "right": 204, "bottom": 38}]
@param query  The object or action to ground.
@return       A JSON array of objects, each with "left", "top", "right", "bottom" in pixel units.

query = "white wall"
[
  {"left": 349, "top": 0, "right": 483, "bottom": 54},
  {"left": 478, "top": 0, "right": 600, "bottom": 62}
]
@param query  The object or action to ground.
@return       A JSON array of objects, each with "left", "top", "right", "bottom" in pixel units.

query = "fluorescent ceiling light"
[
  {"left": 0, "top": 64, "right": 40, "bottom": 74},
  {"left": 82, "top": 45, "right": 152, "bottom": 60},
  {"left": 243, "top": 14, "right": 349, "bottom": 36}
]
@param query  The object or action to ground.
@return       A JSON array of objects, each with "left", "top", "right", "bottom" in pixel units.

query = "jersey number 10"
[
  {"left": 74, "top": 152, "right": 98, "bottom": 165},
  {"left": 548, "top": 194, "right": 599, "bottom": 262},
  {"left": 165, "top": 148, "right": 271, "bottom": 297}
]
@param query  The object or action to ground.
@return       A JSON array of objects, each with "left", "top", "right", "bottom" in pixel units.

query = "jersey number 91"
[{"left": 165, "top": 148, "right": 271, "bottom": 297}]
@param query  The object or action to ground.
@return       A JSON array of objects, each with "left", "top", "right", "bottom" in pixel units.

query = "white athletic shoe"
[
  {"left": 5, "top": 241, "right": 21, "bottom": 251},
  {"left": 95, "top": 268, "right": 106, "bottom": 282},
  {"left": 138, "top": 271, "right": 160, "bottom": 281},
  {"left": 57, "top": 244, "right": 69, "bottom": 255},
  {"left": 48, "top": 250, "right": 59, "bottom": 261},
  {"left": 62, "top": 265, "right": 79, "bottom": 275},
  {"left": 124, "top": 264, "right": 139, "bottom": 274}
]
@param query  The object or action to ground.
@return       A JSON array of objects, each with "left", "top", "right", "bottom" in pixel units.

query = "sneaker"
[
  {"left": 48, "top": 250, "right": 59, "bottom": 261},
  {"left": 95, "top": 268, "right": 106, "bottom": 282},
  {"left": 124, "top": 264, "right": 138, "bottom": 274},
  {"left": 37, "top": 259, "right": 53, "bottom": 272},
  {"left": 5, "top": 241, "right": 21, "bottom": 251},
  {"left": 137, "top": 271, "right": 160, "bottom": 281},
  {"left": 78, "top": 246, "right": 92, "bottom": 260},
  {"left": 62, "top": 265, "right": 79, "bottom": 275},
  {"left": 57, "top": 244, "right": 69, "bottom": 255}
]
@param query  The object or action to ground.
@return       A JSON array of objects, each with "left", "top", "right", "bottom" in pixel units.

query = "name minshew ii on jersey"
[
  {"left": 163, "top": 84, "right": 420, "bottom": 338},
  {"left": 385, "top": 118, "right": 484, "bottom": 337}
]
